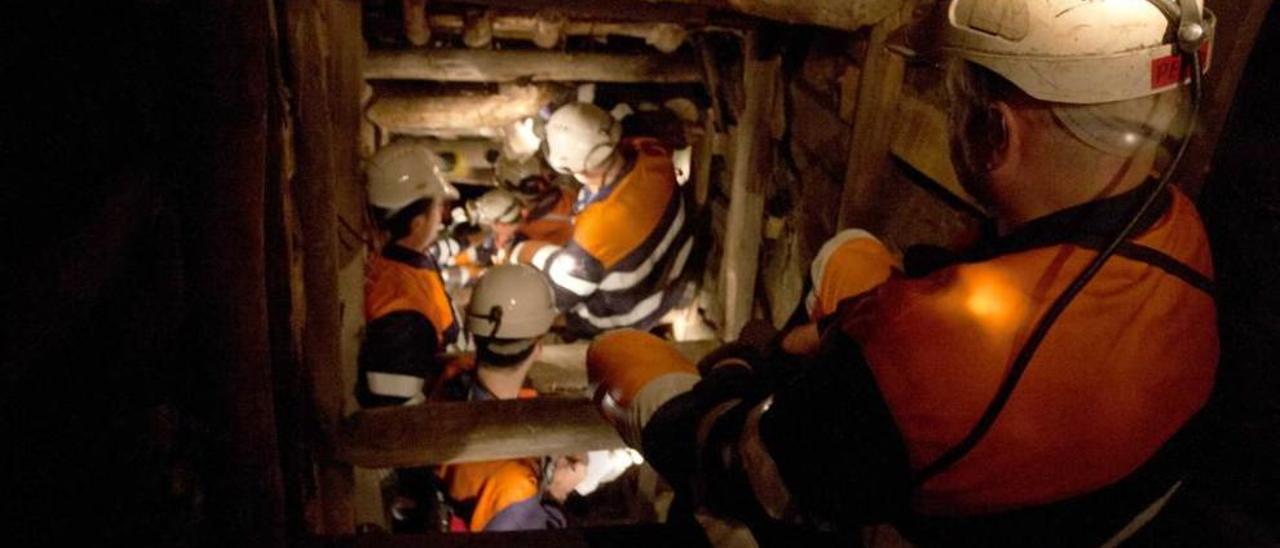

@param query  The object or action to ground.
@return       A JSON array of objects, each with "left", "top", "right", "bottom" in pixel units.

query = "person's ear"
[
  {"left": 408, "top": 211, "right": 428, "bottom": 233},
  {"left": 987, "top": 100, "right": 1020, "bottom": 175}
]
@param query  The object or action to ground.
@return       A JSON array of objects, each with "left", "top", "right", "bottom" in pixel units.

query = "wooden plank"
[
  {"left": 426, "top": 13, "right": 689, "bottom": 52},
  {"left": 365, "top": 48, "right": 702, "bottom": 83},
  {"left": 685, "top": 0, "right": 902, "bottom": 31},
  {"left": 837, "top": 1, "right": 914, "bottom": 230},
  {"left": 285, "top": 0, "right": 355, "bottom": 534},
  {"left": 366, "top": 83, "right": 559, "bottom": 134},
  {"left": 443, "top": 0, "right": 711, "bottom": 24},
  {"left": 719, "top": 32, "right": 778, "bottom": 340},
  {"left": 339, "top": 340, "right": 718, "bottom": 468},
  {"left": 319, "top": 522, "right": 712, "bottom": 548},
  {"left": 180, "top": 1, "right": 287, "bottom": 544},
  {"left": 338, "top": 398, "right": 625, "bottom": 468},
  {"left": 264, "top": 0, "right": 312, "bottom": 540},
  {"left": 328, "top": 0, "right": 372, "bottom": 269},
  {"left": 889, "top": 94, "right": 982, "bottom": 209},
  {"left": 693, "top": 110, "right": 715, "bottom": 207}
]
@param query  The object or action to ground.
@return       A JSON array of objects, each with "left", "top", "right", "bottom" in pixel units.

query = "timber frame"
[{"left": 268, "top": 0, "right": 1270, "bottom": 543}]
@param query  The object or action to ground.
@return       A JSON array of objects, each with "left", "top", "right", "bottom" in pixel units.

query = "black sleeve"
[
  {"left": 355, "top": 310, "right": 441, "bottom": 408},
  {"left": 760, "top": 325, "right": 912, "bottom": 527},
  {"left": 640, "top": 323, "right": 911, "bottom": 535}
]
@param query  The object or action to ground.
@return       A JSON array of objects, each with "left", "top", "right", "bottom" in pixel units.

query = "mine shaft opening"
[
  {"left": 345, "top": 2, "right": 755, "bottom": 536},
  {"left": 13, "top": 0, "right": 1280, "bottom": 546}
]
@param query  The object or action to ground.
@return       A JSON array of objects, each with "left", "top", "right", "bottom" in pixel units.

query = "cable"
[{"left": 913, "top": 51, "right": 1205, "bottom": 486}]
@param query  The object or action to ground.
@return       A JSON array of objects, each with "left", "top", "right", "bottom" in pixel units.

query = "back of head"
[
  {"left": 366, "top": 140, "right": 459, "bottom": 214},
  {"left": 908, "top": 0, "right": 1211, "bottom": 157},
  {"left": 544, "top": 102, "right": 622, "bottom": 176},
  {"left": 466, "top": 265, "right": 558, "bottom": 367},
  {"left": 495, "top": 155, "right": 554, "bottom": 202},
  {"left": 366, "top": 141, "right": 460, "bottom": 237},
  {"left": 468, "top": 188, "right": 523, "bottom": 226}
]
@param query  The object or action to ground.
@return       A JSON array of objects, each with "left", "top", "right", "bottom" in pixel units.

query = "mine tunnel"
[{"left": 5, "top": 0, "right": 1280, "bottom": 546}]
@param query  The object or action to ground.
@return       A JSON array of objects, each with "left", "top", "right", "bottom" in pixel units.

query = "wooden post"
[
  {"left": 429, "top": 0, "right": 711, "bottom": 24},
  {"left": 837, "top": 2, "right": 914, "bottom": 230},
  {"left": 693, "top": 109, "right": 715, "bottom": 208},
  {"left": 402, "top": 0, "right": 429, "bottom": 46},
  {"left": 328, "top": 0, "right": 371, "bottom": 269},
  {"left": 719, "top": 32, "right": 778, "bottom": 340},
  {"left": 284, "top": 0, "right": 354, "bottom": 535},
  {"left": 180, "top": 1, "right": 287, "bottom": 545}
]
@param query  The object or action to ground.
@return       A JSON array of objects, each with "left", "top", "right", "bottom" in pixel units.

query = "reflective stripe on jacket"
[
  {"left": 355, "top": 244, "right": 460, "bottom": 408},
  {"left": 512, "top": 138, "right": 695, "bottom": 337},
  {"left": 805, "top": 229, "right": 900, "bottom": 322}
]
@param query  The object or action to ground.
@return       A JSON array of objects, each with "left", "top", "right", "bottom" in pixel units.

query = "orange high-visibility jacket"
[
  {"left": 805, "top": 229, "right": 900, "bottom": 322},
  {"left": 355, "top": 244, "right": 459, "bottom": 408},
  {"left": 431, "top": 361, "right": 558, "bottom": 532},
  {"left": 649, "top": 184, "right": 1218, "bottom": 545},
  {"left": 512, "top": 138, "right": 695, "bottom": 337},
  {"left": 518, "top": 185, "right": 576, "bottom": 246}
]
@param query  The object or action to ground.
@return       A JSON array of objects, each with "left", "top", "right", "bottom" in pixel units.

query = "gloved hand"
[
  {"left": 695, "top": 320, "right": 777, "bottom": 376},
  {"left": 693, "top": 319, "right": 788, "bottom": 402},
  {"left": 586, "top": 329, "right": 700, "bottom": 448}
]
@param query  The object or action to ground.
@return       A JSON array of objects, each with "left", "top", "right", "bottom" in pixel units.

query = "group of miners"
[
  {"left": 357, "top": 99, "right": 696, "bottom": 532},
  {"left": 356, "top": 0, "right": 1221, "bottom": 544}
]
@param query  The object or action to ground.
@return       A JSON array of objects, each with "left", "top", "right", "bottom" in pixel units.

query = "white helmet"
[
  {"left": 501, "top": 117, "right": 544, "bottom": 161},
  {"left": 544, "top": 102, "right": 622, "bottom": 175},
  {"left": 366, "top": 141, "right": 460, "bottom": 214},
  {"left": 466, "top": 265, "right": 558, "bottom": 340},
  {"left": 896, "top": 0, "right": 1214, "bottom": 105},
  {"left": 494, "top": 155, "right": 550, "bottom": 198},
  {"left": 468, "top": 189, "right": 523, "bottom": 225}
]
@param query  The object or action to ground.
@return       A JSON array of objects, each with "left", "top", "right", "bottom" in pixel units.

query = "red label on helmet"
[{"left": 1151, "top": 41, "right": 1212, "bottom": 89}]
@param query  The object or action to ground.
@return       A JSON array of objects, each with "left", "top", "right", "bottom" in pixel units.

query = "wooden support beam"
[
  {"left": 837, "top": 2, "right": 913, "bottom": 230},
  {"left": 366, "top": 83, "right": 559, "bottom": 134},
  {"left": 693, "top": 109, "right": 715, "bottom": 207},
  {"left": 365, "top": 48, "right": 703, "bottom": 83},
  {"left": 402, "top": 0, "right": 429, "bottom": 46},
  {"left": 328, "top": 0, "right": 372, "bottom": 268},
  {"left": 444, "top": 0, "right": 711, "bottom": 24},
  {"left": 181, "top": 1, "right": 287, "bottom": 544},
  {"left": 339, "top": 398, "right": 625, "bottom": 468},
  {"left": 722, "top": 0, "right": 902, "bottom": 31},
  {"left": 316, "top": 522, "right": 712, "bottom": 547},
  {"left": 285, "top": 0, "right": 355, "bottom": 534},
  {"left": 339, "top": 340, "right": 717, "bottom": 468},
  {"left": 719, "top": 32, "right": 778, "bottom": 340},
  {"left": 425, "top": 13, "right": 689, "bottom": 52}
]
